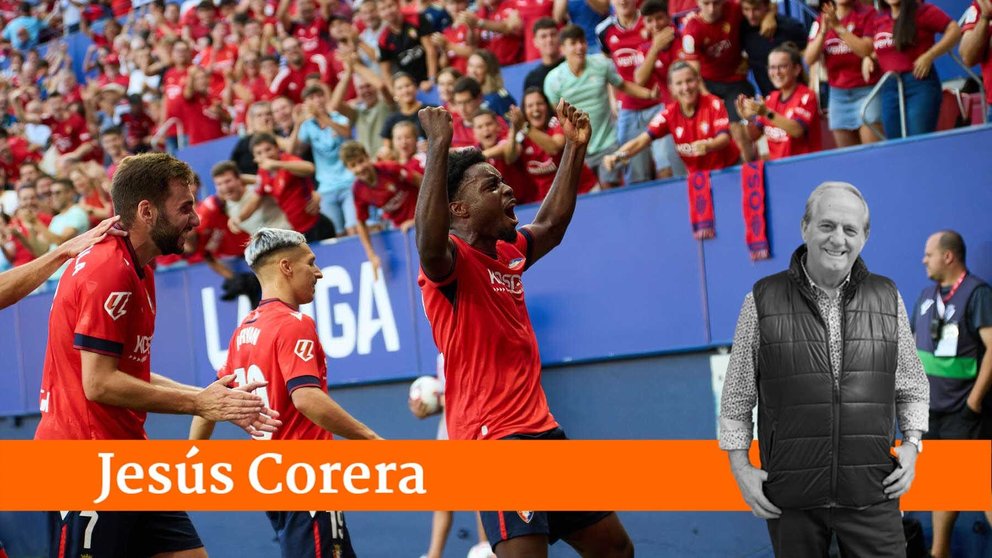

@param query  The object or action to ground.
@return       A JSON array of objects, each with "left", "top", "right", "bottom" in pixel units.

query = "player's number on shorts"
[
  {"left": 233, "top": 365, "right": 271, "bottom": 408},
  {"left": 80, "top": 511, "right": 99, "bottom": 550}
]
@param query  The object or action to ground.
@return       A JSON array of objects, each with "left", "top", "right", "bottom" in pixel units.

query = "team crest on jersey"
[
  {"left": 610, "top": 35, "right": 620, "bottom": 44},
  {"left": 104, "top": 292, "right": 132, "bottom": 321},
  {"left": 517, "top": 511, "right": 534, "bottom": 523},
  {"left": 675, "top": 126, "right": 684, "bottom": 138},
  {"left": 700, "top": 121, "right": 710, "bottom": 134},
  {"left": 508, "top": 257, "right": 524, "bottom": 270},
  {"left": 294, "top": 339, "right": 315, "bottom": 362}
]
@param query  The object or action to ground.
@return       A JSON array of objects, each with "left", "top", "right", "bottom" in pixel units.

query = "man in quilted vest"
[{"left": 719, "top": 181, "right": 930, "bottom": 556}]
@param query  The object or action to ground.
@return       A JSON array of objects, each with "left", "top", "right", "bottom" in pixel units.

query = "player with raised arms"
[
  {"left": 190, "top": 227, "right": 382, "bottom": 558},
  {"left": 415, "top": 102, "right": 634, "bottom": 557},
  {"left": 36, "top": 152, "right": 280, "bottom": 558}
]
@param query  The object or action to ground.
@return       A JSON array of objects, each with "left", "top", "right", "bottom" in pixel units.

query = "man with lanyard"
[{"left": 913, "top": 230, "right": 992, "bottom": 558}]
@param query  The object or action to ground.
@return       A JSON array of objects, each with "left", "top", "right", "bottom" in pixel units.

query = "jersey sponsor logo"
[
  {"left": 526, "top": 158, "right": 557, "bottom": 176},
  {"left": 294, "top": 339, "right": 316, "bottom": 362},
  {"left": 517, "top": 511, "right": 534, "bottom": 523},
  {"left": 873, "top": 32, "right": 894, "bottom": 50},
  {"left": 237, "top": 326, "right": 262, "bottom": 349},
  {"left": 104, "top": 291, "right": 132, "bottom": 321},
  {"left": 133, "top": 335, "right": 153, "bottom": 355},
  {"left": 488, "top": 269, "right": 523, "bottom": 295},
  {"left": 613, "top": 47, "right": 645, "bottom": 68},
  {"left": 764, "top": 125, "right": 788, "bottom": 141},
  {"left": 825, "top": 37, "right": 853, "bottom": 55}
]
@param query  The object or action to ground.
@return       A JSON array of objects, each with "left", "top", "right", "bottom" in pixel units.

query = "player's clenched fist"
[
  {"left": 555, "top": 100, "right": 591, "bottom": 147},
  {"left": 418, "top": 106, "right": 453, "bottom": 143},
  {"left": 194, "top": 373, "right": 267, "bottom": 422}
]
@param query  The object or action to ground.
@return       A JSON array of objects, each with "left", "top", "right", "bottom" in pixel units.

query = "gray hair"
[
  {"left": 245, "top": 228, "right": 307, "bottom": 269},
  {"left": 801, "top": 181, "right": 871, "bottom": 236}
]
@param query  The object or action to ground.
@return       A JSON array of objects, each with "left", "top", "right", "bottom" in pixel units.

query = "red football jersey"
[
  {"left": 758, "top": 84, "right": 821, "bottom": 160},
  {"left": 220, "top": 299, "right": 332, "bottom": 441},
  {"left": 352, "top": 161, "right": 418, "bottom": 225},
  {"left": 681, "top": 2, "right": 746, "bottom": 83},
  {"left": 478, "top": 0, "right": 524, "bottom": 65},
  {"left": 962, "top": 1, "right": 992, "bottom": 104},
  {"left": 637, "top": 31, "right": 682, "bottom": 106},
  {"left": 808, "top": 3, "right": 880, "bottom": 89},
  {"left": 269, "top": 59, "right": 326, "bottom": 103},
  {"left": 866, "top": 3, "right": 952, "bottom": 74},
  {"left": 257, "top": 153, "right": 319, "bottom": 233},
  {"left": 180, "top": 94, "right": 227, "bottom": 146},
  {"left": 290, "top": 16, "right": 332, "bottom": 58},
  {"left": 442, "top": 23, "right": 473, "bottom": 74},
  {"left": 162, "top": 66, "right": 190, "bottom": 136},
  {"left": 647, "top": 94, "right": 741, "bottom": 172},
  {"left": 418, "top": 232, "right": 558, "bottom": 441},
  {"left": 599, "top": 15, "right": 663, "bottom": 111},
  {"left": 510, "top": 0, "right": 554, "bottom": 61},
  {"left": 35, "top": 235, "right": 157, "bottom": 440},
  {"left": 43, "top": 113, "right": 92, "bottom": 156},
  {"left": 517, "top": 121, "right": 598, "bottom": 201},
  {"left": 196, "top": 195, "right": 250, "bottom": 258}
]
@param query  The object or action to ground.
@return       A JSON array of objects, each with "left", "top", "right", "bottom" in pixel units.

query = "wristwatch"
[{"left": 904, "top": 436, "right": 923, "bottom": 453}]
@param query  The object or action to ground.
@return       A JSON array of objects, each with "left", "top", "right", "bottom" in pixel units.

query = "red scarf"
[
  {"left": 687, "top": 170, "right": 715, "bottom": 240},
  {"left": 741, "top": 160, "right": 770, "bottom": 261}
]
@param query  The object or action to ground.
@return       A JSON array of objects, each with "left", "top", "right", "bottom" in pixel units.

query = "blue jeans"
[
  {"left": 880, "top": 72, "right": 941, "bottom": 138},
  {"left": 617, "top": 105, "right": 662, "bottom": 185},
  {"left": 319, "top": 188, "right": 358, "bottom": 232}
]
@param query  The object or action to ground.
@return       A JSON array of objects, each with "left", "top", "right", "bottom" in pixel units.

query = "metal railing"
[
  {"left": 948, "top": 52, "right": 989, "bottom": 125},
  {"left": 861, "top": 71, "right": 906, "bottom": 139}
]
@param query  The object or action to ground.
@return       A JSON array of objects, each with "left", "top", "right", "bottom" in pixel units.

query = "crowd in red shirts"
[{"left": 0, "top": 0, "right": 986, "bottom": 275}]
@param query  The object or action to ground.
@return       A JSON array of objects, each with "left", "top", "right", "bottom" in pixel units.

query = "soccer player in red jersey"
[
  {"left": 735, "top": 45, "right": 821, "bottom": 160},
  {"left": 36, "top": 153, "right": 280, "bottom": 558},
  {"left": 603, "top": 61, "right": 740, "bottom": 174},
  {"left": 241, "top": 133, "right": 336, "bottom": 242},
  {"left": 416, "top": 103, "right": 633, "bottom": 556},
  {"left": 277, "top": 0, "right": 332, "bottom": 60},
  {"left": 190, "top": 227, "right": 380, "bottom": 558}
]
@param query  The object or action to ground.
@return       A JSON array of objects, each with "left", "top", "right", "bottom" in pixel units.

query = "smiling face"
[
  {"left": 669, "top": 66, "right": 701, "bottom": 107},
  {"left": 523, "top": 91, "right": 550, "bottom": 128},
  {"left": 767, "top": 51, "right": 799, "bottom": 91},
  {"left": 344, "top": 151, "right": 376, "bottom": 183},
  {"left": 151, "top": 179, "right": 201, "bottom": 256},
  {"left": 801, "top": 187, "right": 869, "bottom": 286}
]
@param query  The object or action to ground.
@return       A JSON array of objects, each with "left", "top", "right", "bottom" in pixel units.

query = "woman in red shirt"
[
  {"left": 603, "top": 61, "right": 740, "bottom": 174},
  {"left": 506, "top": 87, "right": 598, "bottom": 202},
  {"left": 865, "top": 0, "right": 960, "bottom": 137},
  {"left": 804, "top": 0, "right": 882, "bottom": 146}
]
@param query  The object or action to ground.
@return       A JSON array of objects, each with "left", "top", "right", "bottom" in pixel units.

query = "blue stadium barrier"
[{"left": 2, "top": 124, "right": 991, "bottom": 417}]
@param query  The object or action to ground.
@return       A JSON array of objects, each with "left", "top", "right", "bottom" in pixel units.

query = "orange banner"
[{"left": 0, "top": 440, "right": 987, "bottom": 511}]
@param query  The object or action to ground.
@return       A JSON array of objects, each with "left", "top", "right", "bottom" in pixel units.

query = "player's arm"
[
  {"left": 188, "top": 415, "right": 216, "bottom": 440},
  {"left": 524, "top": 101, "right": 590, "bottom": 265},
  {"left": 291, "top": 387, "right": 382, "bottom": 439},
  {"left": 355, "top": 219, "right": 383, "bottom": 280},
  {"left": 271, "top": 157, "right": 315, "bottom": 177},
  {"left": 0, "top": 216, "right": 123, "bottom": 309},
  {"left": 151, "top": 372, "right": 200, "bottom": 392},
  {"left": 616, "top": 79, "right": 658, "bottom": 101},
  {"left": 237, "top": 190, "right": 264, "bottom": 222},
  {"left": 960, "top": 1, "right": 991, "bottom": 66},
  {"left": 81, "top": 351, "right": 262, "bottom": 419},
  {"left": 415, "top": 107, "right": 456, "bottom": 281}
]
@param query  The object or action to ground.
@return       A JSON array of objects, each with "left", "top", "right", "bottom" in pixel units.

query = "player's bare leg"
[
  {"left": 561, "top": 513, "right": 633, "bottom": 558},
  {"left": 425, "top": 510, "right": 453, "bottom": 558},
  {"left": 151, "top": 548, "right": 208, "bottom": 558},
  {"left": 494, "top": 534, "right": 549, "bottom": 558}
]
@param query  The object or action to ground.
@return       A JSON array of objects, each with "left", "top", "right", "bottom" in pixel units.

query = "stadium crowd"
[{"left": 0, "top": 0, "right": 987, "bottom": 275}]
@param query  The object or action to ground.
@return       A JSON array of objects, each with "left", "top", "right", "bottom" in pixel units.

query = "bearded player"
[
  {"left": 36, "top": 153, "right": 280, "bottom": 558},
  {"left": 190, "top": 227, "right": 382, "bottom": 558},
  {"left": 415, "top": 103, "right": 634, "bottom": 557}
]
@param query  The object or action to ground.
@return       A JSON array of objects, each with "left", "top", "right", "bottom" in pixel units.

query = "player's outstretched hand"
[
  {"left": 555, "top": 100, "right": 591, "bottom": 147},
  {"left": 418, "top": 106, "right": 453, "bottom": 144},
  {"left": 194, "top": 373, "right": 267, "bottom": 422},
  {"left": 58, "top": 215, "right": 125, "bottom": 258},
  {"left": 230, "top": 379, "right": 283, "bottom": 437}
]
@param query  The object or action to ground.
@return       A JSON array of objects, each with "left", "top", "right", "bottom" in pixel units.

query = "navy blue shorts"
[
  {"left": 480, "top": 428, "right": 612, "bottom": 548},
  {"left": 265, "top": 511, "right": 357, "bottom": 558},
  {"left": 48, "top": 511, "right": 202, "bottom": 558}
]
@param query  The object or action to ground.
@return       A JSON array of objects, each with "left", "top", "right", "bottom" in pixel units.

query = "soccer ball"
[
  {"left": 466, "top": 542, "right": 495, "bottom": 558},
  {"left": 409, "top": 375, "right": 442, "bottom": 414}
]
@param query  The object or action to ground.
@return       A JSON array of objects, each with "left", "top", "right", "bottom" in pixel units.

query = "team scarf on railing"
[
  {"left": 741, "top": 160, "right": 770, "bottom": 261},
  {"left": 687, "top": 170, "right": 715, "bottom": 240}
]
